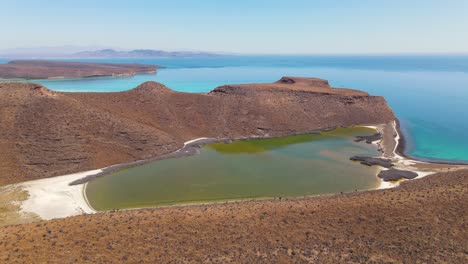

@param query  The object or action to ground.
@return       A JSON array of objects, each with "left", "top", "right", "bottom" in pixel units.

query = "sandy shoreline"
[
  {"left": 16, "top": 137, "right": 214, "bottom": 220},
  {"left": 367, "top": 122, "right": 436, "bottom": 189},
  {"left": 18, "top": 169, "right": 100, "bottom": 220},
  {"left": 8, "top": 122, "right": 466, "bottom": 222}
]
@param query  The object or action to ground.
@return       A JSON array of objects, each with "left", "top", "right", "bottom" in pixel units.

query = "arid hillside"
[
  {"left": 0, "top": 77, "right": 395, "bottom": 184},
  {"left": 0, "top": 60, "right": 160, "bottom": 79},
  {"left": 0, "top": 169, "right": 466, "bottom": 263}
]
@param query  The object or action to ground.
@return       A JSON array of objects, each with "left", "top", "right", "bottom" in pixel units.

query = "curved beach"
[
  {"left": 19, "top": 170, "right": 99, "bottom": 220},
  {"left": 16, "top": 137, "right": 212, "bottom": 220}
]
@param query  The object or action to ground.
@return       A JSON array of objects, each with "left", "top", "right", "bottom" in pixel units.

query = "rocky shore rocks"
[
  {"left": 350, "top": 156, "right": 394, "bottom": 168},
  {"left": 354, "top": 133, "right": 382, "bottom": 143},
  {"left": 378, "top": 169, "right": 419, "bottom": 181}
]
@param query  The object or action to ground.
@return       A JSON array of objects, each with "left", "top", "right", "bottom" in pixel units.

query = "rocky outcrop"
[
  {"left": 354, "top": 133, "right": 382, "bottom": 143},
  {"left": 0, "top": 60, "right": 162, "bottom": 79},
  {"left": 350, "top": 156, "right": 394, "bottom": 168},
  {"left": 378, "top": 169, "right": 419, "bottom": 181},
  {"left": 0, "top": 77, "right": 395, "bottom": 184}
]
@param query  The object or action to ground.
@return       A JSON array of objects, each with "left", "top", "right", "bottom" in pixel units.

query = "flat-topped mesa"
[
  {"left": 276, "top": 76, "right": 330, "bottom": 86},
  {"left": 0, "top": 78, "right": 395, "bottom": 184},
  {"left": 210, "top": 76, "right": 369, "bottom": 96},
  {"left": 0, "top": 60, "right": 162, "bottom": 79}
]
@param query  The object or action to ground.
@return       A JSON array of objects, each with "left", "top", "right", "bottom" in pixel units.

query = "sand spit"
[
  {"left": 367, "top": 121, "right": 468, "bottom": 189},
  {"left": 372, "top": 122, "right": 434, "bottom": 189}
]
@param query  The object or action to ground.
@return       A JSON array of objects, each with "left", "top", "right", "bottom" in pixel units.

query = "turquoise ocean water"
[{"left": 1, "top": 55, "right": 467, "bottom": 163}]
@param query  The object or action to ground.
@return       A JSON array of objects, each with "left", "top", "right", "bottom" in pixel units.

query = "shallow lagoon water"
[{"left": 85, "top": 127, "right": 381, "bottom": 211}]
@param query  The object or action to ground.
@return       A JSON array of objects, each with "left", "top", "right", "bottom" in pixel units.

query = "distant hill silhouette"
[
  {"left": 73, "top": 49, "right": 218, "bottom": 58},
  {"left": 0, "top": 47, "right": 219, "bottom": 58}
]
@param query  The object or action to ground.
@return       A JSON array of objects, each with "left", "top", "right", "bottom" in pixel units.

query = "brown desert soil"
[
  {"left": 0, "top": 60, "right": 160, "bottom": 79},
  {"left": 0, "top": 77, "right": 395, "bottom": 185},
  {"left": 0, "top": 77, "right": 466, "bottom": 263},
  {"left": 0, "top": 169, "right": 466, "bottom": 263},
  {"left": 0, "top": 186, "right": 39, "bottom": 226}
]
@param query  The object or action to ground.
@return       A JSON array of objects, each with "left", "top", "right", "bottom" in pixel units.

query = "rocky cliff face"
[{"left": 0, "top": 77, "right": 395, "bottom": 184}]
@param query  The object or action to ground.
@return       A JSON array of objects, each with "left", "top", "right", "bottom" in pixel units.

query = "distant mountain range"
[
  {"left": 73, "top": 49, "right": 218, "bottom": 58},
  {"left": 0, "top": 47, "right": 219, "bottom": 58}
]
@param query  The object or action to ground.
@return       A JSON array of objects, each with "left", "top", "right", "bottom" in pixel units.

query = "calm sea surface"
[{"left": 1, "top": 55, "right": 467, "bottom": 162}]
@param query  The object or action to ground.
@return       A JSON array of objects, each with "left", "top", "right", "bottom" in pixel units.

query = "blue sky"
[{"left": 1, "top": 0, "right": 467, "bottom": 54}]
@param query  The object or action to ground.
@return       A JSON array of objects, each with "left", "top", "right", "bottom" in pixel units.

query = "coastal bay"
[
  {"left": 0, "top": 75, "right": 465, "bottom": 224},
  {"left": 2, "top": 1, "right": 467, "bottom": 262}
]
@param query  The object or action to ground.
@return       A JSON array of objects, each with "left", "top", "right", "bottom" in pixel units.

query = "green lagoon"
[{"left": 85, "top": 127, "right": 382, "bottom": 211}]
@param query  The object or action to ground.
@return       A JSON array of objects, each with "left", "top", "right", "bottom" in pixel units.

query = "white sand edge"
[
  {"left": 16, "top": 138, "right": 211, "bottom": 220},
  {"left": 183, "top": 137, "right": 210, "bottom": 146},
  {"left": 18, "top": 169, "right": 101, "bottom": 220},
  {"left": 374, "top": 121, "right": 435, "bottom": 189}
]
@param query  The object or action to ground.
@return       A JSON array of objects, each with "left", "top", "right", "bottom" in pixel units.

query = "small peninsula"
[{"left": 0, "top": 60, "right": 162, "bottom": 79}]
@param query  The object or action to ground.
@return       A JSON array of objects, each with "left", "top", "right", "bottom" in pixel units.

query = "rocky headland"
[
  {"left": 0, "top": 77, "right": 395, "bottom": 185},
  {"left": 0, "top": 60, "right": 161, "bottom": 79}
]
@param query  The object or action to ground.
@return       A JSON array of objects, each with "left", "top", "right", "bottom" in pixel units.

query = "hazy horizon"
[
  {"left": 2, "top": 1, "right": 468, "bottom": 54},
  {"left": 1, "top": 45, "right": 468, "bottom": 57}
]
